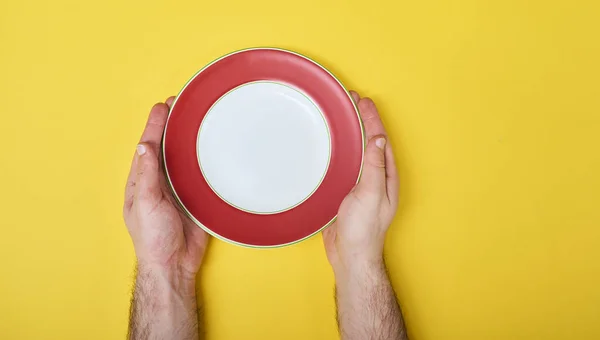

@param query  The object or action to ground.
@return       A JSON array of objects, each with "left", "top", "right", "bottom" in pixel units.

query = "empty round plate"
[{"left": 163, "top": 48, "right": 364, "bottom": 247}]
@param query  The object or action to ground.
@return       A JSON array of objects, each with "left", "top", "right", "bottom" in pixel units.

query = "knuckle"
[
  {"left": 368, "top": 157, "right": 386, "bottom": 168},
  {"left": 367, "top": 148, "right": 385, "bottom": 168}
]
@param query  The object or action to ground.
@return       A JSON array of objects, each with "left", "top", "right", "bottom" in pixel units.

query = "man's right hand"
[
  {"left": 323, "top": 91, "right": 407, "bottom": 340},
  {"left": 322, "top": 90, "right": 399, "bottom": 276}
]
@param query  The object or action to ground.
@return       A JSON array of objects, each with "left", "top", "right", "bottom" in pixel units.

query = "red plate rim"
[{"left": 162, "top": 47, "right": 365, "bottom": 248}]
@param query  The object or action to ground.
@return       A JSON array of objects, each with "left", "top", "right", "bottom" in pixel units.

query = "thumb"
[
  {"left": 355, "top": 135, "right": 387, "bottom": 196},
  {"left": 134, "top": 143, "right": 162, "bottom": 202}
]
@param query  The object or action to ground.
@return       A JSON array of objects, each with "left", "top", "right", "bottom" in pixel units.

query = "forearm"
[
  {"left": 128, "top": 264, "right": 200, "bottom": 340},
  {"left": 334, "top": 259, "right": 407, "bottom": 340}
]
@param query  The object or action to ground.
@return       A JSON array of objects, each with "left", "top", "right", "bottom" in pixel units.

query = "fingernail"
[
  {"left": 136, "top": 144, "right": 146, "bottom": 155},
  {"left": 376, "top": 137, "right": 386, "bottom": 149}
]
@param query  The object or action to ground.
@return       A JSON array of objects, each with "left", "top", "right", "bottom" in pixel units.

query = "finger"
[
  {"left": 134, "top": 142, "right": 162, "bottom": 202},
  {"left": 123, "top": 150, "right": 139, "bottom": 214},
  {"left": 355, "top": 135, "right": 387, "bottom": 197},
  {"left": 384, "top": 141, "right": 400, "bottom": 206},
  {"left": 358, "top": 97, "right": 387, "bottom": 142},
  {"left": 349, "top": 90, "right": 360, "bottom": 104},
  {"left": 124, "top": 102, "right": 169, "bottom": 211},
  {"left": 140, "top": 102, "right": 169, "bottom": 145},
  {"left": 165, "top": 96, "right": 176, "bottom": 108}
]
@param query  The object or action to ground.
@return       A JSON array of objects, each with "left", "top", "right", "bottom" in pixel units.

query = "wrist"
[
  {"left": 136, "top": 262, "right": 197, "bottom": 298},
  {"left": 129, "top": 263, "right": 200, "bottom": 338},
  {"left": 332, "top": 255, "right": 386, "bottom": 284}
]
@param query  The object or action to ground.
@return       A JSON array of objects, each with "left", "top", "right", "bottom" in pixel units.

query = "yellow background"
[{"left": 1, "top": 0, "right": 599, "bottom": 339}]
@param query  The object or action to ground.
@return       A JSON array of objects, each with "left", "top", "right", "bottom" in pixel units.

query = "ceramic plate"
[{"left": 163, "top": 48, "right": 364, "bottom": 247}]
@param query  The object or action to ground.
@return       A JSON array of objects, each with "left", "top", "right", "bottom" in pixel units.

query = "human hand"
[
  {"left": 322, "top": 91, "right": 399, "bottom": 276},
  {"left": 123, "top": 97, "right": 209, "bottom": 282}
]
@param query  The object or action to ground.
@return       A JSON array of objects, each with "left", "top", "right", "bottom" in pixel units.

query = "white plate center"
[{"left": 197, "top": 81, "right": 331, "bottom": 214}]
